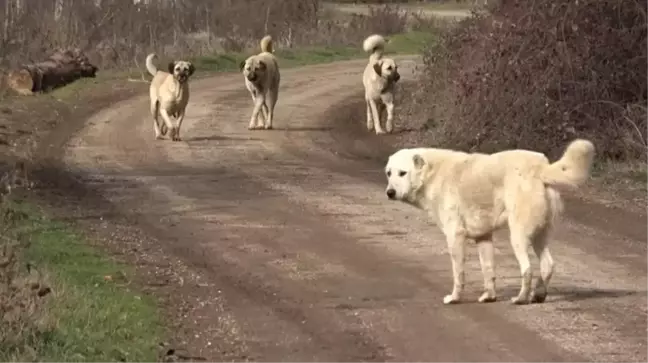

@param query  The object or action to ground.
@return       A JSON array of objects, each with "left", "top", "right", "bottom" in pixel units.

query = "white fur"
[
  {"left": 240, "top": 35, "right": 280, "bottom": 130},
  {"left": 362, "top": 34, "right": 400, "bottom": 134},
  {"left": 384, "top": 139, "right": 595, "bottom": 305}
]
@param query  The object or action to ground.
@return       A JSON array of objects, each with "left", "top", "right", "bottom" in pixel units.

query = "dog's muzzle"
[
  {"left": 392, "top": 72, "right": 401, "bottom": 83},
  {"left": 177, "top": 73, "right": 188, "bottom": 83},
  {"left": 246, "top": 74, "right": 257, "bottom": 82},
  {"left": 386, "top": 188, "right": 396, "bottom": 200}
]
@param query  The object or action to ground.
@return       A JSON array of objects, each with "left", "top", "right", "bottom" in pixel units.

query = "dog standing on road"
[
  {"left": 239, "top": 35, "right": 281, "bottom": 130},
  {"left": 362, "top": 34, "right": 400, "bottom": 135},
  {"left": 384, "top": 139, "right": 595, "bottom": 305},
  {"left": 146, "top": 53, "right": 195, "bottom": 141}
]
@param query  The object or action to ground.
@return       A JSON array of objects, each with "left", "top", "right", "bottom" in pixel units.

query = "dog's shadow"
[
  {"left": 277, "top": 126, "right": 333, "bottom": 132},
  {"left": 185, "top": 135, "right": 261, "bottom": 142},
  {"left": 496, "top": 285, "right": 641, "bottom": 304}
]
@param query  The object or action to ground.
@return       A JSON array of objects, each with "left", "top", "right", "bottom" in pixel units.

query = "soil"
[{"left": 2, "top": 57, "right": 646, "bottom": 362}]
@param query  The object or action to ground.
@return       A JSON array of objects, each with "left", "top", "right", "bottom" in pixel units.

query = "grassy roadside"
[{"left": 0, "top": 200, "right": 163, "bottom": 362}]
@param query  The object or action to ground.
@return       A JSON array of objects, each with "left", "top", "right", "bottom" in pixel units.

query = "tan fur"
[
  {"left": 384, "top": 139, "right": 595, "bottom": 305},
  {"left": 239, "top": 35, "right": 280, "bottom": 130},
  {"left": 362, "top": 34, "right": 400, "bottom": 135},
  {"left": 146, "top": 53, "right": 195, "bottom": 141}
]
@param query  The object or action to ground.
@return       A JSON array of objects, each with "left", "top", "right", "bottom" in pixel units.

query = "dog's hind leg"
[
  {"left": 368, "top": 99, "right": 385, "bottom": 135},
  {"left": 531, "top": 227, "right": 553, "bottom": 303},
  {"left": 476, "top": 234, "right": 497, "bottom": 303},
  {"left": 264, "top": 93, "right": 277, "bottom": 130},
  {"left": 150, "top": 100, "right": 163, "bottom": 140},
  {"left": 508, "top": 225, "right": 534, "bottom": 305}
]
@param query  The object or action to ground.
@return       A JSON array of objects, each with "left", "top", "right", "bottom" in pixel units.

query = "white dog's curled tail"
[
  {"left": 541, "top": 139, "right": 595, "bottom": 190},
  {"left": 260, "top": 35, "right": 274, "bottom": 53},
  {"left": 363, "top": 34, "right": 386, "bottom": 61},
  {"left": 145, "top": 53, "right": 158, "bottom": 76}
]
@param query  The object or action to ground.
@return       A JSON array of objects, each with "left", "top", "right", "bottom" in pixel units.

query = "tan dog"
[
  {"left": 362, "top": 34, "right": 400, "bottom": 135},
  {"left": 146, "top": 53, "right": 195, "bottom": 141},
  {"left": 239, "top": 35, "right": 281, "bottom": 130},
  {"left": 384, "top": 139, "right": 595, "bottom": 305}
]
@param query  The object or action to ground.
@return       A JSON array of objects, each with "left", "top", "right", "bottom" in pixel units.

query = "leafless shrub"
[
  {"left": 403, "top": 0, "right": 647, "bottom": 162},
  {"left": 0, "top": 0, "right": 409, "bottom": 71}
]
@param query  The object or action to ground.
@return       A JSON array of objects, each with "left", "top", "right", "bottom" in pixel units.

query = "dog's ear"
[
  {"left": 167, "top": 62, "right": 175, "bottom": 74},
  {"left": 258, "top": 61, "right": 267, "bottom": 70},
  {"left": 412, "top": 154, "right": 425, "bottom": 169},
  {"left": 373, "top": 62, "right": 382, "bottom": 77},
  {"left": 239, "top": 60, "right": 246, "bottom": 71},
  {"left": 188, "top": 63, "right": 195, "bottom": 76}
]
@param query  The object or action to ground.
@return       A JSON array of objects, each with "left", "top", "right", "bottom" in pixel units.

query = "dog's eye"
[
  {"left": 386, "top": 171, "right": 391, "bottom": 177},
  {"left": 387, "top": 66, "right": 392, "bottom": 70},
  {"left": 398, "top": 171, "right": 407, "bottom": 177}
]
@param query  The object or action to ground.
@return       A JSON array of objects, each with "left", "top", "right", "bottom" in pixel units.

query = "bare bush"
[
  {"left": 405, "top": 0, "right": 647, "bottom": 162},
  {"left": 0, "top": 0, "right": 409, "bottom": 71}
]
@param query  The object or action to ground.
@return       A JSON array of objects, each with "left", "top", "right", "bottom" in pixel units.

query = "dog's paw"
[
  {"left": 443, "top": 294, "right": 461, "bottom": 305},
  {"left": 477, "top": 291, "right": 497, "bottom": 303},
  {"left": 531, "top": 292, "right": 547, "bottom": 304},
  {"left": 264, "top": 125, "right": 273, "bottom": 130},
  {"left": 375, "top": 129, "right": 386, "bottom": 135},
  {"left": 155, "top": 134, "right": 164, "bottom": 140},
  {"left": 510, "top": 295, "right": 531, "bottom": 305}
]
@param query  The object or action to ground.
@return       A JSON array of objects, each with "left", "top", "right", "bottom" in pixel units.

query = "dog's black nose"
[
  {"left": 386, "top": 189, "right": 396, "bottom": 199},
  {"left": 394, "top": 73, "right": 401, "bottom": 82}
]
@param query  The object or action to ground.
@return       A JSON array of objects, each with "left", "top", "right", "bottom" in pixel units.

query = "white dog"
[
  {"left": 239, "top": 35, "right": 281, "bottom": 130},
  {"left": 384, "top": 139, "right": 595, "bottom": 305},
  {"left": 362, "top": 34, "right": 400, "bottom": 135},
  {"left": 146, "top": 53, "right": 195, "bottom": 141}
]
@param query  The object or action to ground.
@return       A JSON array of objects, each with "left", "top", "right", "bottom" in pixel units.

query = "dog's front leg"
[
  {"left": 384, "top": 99, "right": 395, "bottom": 133},
  {"left": 365, "top": 100, "right": 374, "bottom": 131},
  {"left": 443, "top": 229, "right": 467, "bottom": 305},
  {"left": 159, "top": 108, "right": 176, "bottom": 140},
  {"left": 249, "top": 96, "right": 265, "bottom": 130},
  {"left": 173, "top": 109, "right": 186, "bottom": 142},
  {"left": 150, "top": 101, "right": 163, "bottom": 140},
  {"left": 476, "top": 235, "right": 497, "bottom": 303},
  {"left": 368, "top": 99, "right": 385, "bottom": 134}
]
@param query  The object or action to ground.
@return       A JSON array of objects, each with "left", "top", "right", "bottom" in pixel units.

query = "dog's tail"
[
  {"left": 145, "top": 53, "right": 158, "bottom": 76},
  {"left": 363, "top": 34, "right": 386, "bottom": 62},
  {"left": 541, "top": 139, "right": 595, "bottom": 190},
  {"left": 260, "top": 35, "right": 274, "bottom": 53}
]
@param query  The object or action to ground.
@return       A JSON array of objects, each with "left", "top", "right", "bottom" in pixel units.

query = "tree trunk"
[{"left": 6, "top": 48, "right": 98, "bottom": 96}]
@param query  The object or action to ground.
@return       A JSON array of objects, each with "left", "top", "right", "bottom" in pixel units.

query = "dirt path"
[{"left": 49, "top": 58, "right": 646, "bottom": 361}]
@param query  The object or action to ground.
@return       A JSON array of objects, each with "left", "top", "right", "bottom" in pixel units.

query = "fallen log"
[{"left": 6, "top": 48, "right": 98, "bottom": 96}]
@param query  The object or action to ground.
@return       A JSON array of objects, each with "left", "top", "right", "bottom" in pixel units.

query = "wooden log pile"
[{"left": 6, "top": 48, "right": 98, "bottom": 96}]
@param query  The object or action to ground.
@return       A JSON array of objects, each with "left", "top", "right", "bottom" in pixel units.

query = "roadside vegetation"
[
  {"left": 0, "top": 0, "right": 442, "bottom": 360},
  {"left": 395, "top": 0, "right": 646, "bottom": 194}
]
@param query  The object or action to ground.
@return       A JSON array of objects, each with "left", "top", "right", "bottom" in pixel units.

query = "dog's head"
[
  {"left": 240, "top": 56, "right": 267, "bottom": 83},
  {"left": 167, "top": 60, "right": 195, "bottom": 83},
  {"left": 373, "top": 58, "right": 400, "bottom": 84},
  {"left": 384, "top": 149, "right": 428, "bottom": 203}
]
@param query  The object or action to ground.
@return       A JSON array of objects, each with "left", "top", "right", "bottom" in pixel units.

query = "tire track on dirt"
[{"left": 59, "top": 58, "right": 646, "bottom": 361}]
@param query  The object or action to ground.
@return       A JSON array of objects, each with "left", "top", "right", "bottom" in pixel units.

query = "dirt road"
[{"left": 50, "top": 58, "right": 645, "bottom": 361}]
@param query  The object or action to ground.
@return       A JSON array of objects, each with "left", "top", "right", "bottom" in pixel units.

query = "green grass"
[
  {"left": 1, "top": 202, "right": 163, "bottom": 362},
  {"left": 192, "top": 31, "right": 434, "bottom": 73}
]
